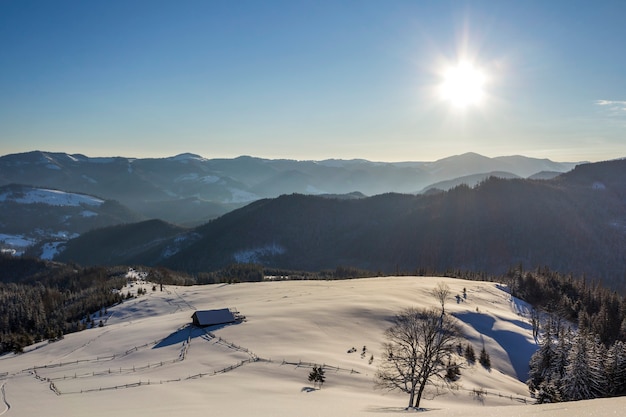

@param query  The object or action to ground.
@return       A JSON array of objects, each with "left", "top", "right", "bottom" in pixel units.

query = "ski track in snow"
[{"left": 0, "top": 382, "right": 10, "bottom": 416}]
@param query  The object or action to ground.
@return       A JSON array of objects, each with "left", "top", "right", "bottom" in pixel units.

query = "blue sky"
[{"left": 1, "top": 0, "right": 625, "bottom": 162}]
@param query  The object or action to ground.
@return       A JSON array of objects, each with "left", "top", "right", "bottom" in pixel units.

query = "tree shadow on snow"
[
  {"left": 453, "top": 311, "right": 537, "bottom": 381},
  {"left": 364, "top": 406, "right": 434, "bottom": 413}
]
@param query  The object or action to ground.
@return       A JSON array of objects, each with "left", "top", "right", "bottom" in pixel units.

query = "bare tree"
[
  {"left": 432, "top": 282, "right": 451, "bottom": 314},
  {"left": 375, "top": 307, "right": 460, "bottom": 410}
]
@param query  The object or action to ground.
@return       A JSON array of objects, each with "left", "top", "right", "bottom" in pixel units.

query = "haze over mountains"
[
  {"left": 2, "top": 150, "right": 625, "bottom": 291},
  {"left": 0, "top": 150, "right": 579, "bottom": 224}
]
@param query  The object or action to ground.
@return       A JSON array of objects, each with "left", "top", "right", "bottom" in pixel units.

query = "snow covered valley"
[{"left": 1, "top": 276, "right": 624, "bottom": 416}]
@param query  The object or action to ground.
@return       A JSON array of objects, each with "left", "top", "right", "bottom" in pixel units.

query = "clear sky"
[{"left": 1, "top": 0, "right": 625, "bottom": 162}]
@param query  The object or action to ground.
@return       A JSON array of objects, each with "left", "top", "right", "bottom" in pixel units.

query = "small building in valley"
[{"left": 191, "top": 308, "right": 242, "bottom": 327}]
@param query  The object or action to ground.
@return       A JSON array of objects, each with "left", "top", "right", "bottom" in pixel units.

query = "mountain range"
[
  {"left": 0, "top": 150, "right": 581, "bottom": 259},
  {"left": 54, "top": 158, "right": 626, "bottom": 291},
  {"left": 4, "top": 150, "right": 625, "bottom": 291},
  {"left": 0, "top": 150, "right": 579, "bottom": 225}
]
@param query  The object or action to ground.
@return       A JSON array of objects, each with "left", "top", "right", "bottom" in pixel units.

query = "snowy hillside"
[
  {"left": 0, "top": 187, "right": 104, "bottom": 206},
  {"left": 0, "top": 184, "right": 142, "bottom": 257},
  {"left": 2, "top": 276, "right": 622, "bottom": 416}
]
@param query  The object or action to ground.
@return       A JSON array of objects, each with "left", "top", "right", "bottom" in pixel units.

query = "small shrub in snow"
[{"left": 308, "top": 365, "right": 325, "bottom": 389}]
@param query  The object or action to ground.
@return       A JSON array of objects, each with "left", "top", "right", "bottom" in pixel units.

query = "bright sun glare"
[{"left": 439, "top": 61, "right": 486, "bottom": 109}]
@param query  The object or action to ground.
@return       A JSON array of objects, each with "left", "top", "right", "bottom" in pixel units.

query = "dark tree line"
[
  {"left": 0, "top": 255, "right": 126, "bottom": 354},
  {"left": 528, "top": 327, "right": 626, "bottom": 402},
  {"left": 507, "top": 266, "right": 626, "bottom": 402},
  {"left": 506, "top": 266, "right": 626, "bottom": 345}
]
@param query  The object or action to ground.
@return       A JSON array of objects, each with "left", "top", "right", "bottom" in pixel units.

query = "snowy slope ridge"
[
  {"left": 1, "top": 276, "right": 624, "bottom": 417},
  {"left": 0, "top": 187, "right": 103, "bottom": 206}
]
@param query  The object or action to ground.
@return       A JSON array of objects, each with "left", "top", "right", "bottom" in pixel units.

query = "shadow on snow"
[
  {"left": 454, "top": 311, "right": 537, "bottom": 381},
  {"left": 153, "top": 322, "right": 236, "bottom": 349}
]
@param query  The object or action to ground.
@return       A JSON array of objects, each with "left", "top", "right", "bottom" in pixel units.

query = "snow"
[
  {"left": 228, "top": 187, "right": 259, "bottom": 203},
  {"left": 201, "top": 175, "right": 220, "bottom": 184},
  {"left": 175, "top": 173, "right": 220, "bottom": 184},
  {"left": 169, "top": 153, "right": 207, "bottom": 163},
  {"left": 233, "top": 243, "right": 285, "bottom": 263},
  {"left": 160, "top": 234, "right": 197, "bottom": 259},
  {"left": 0, "top": 233, "right": 35, "bottom": 252},
  {"left": 305, "top": 185, "right": 326, "bottom": 194},
  {"left": 0, "top": 276, "right": 624, "bottom": 417},
  {"left": 0, "top": 233, "right": 35, "bottom": 247},
  {"left": 0, "top": 188, "right": 104, "bottom": 206},
  {"left": 40, "top": 241, "right": 65, "bottom": 260},
  {"left": 80, "top": 210, "right": 98, "bottom": 217},
  {"left": 81, "top": 174, "right": 98, "bottom": 184},
  {"left": 87, "top": 157, "right": 116, "bottom": 164},
  {"left": 175, "top": 173, "right": 199, "bottom": 181}
]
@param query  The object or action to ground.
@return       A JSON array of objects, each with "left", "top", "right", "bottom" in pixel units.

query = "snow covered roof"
[{"left": 191, "top": 308, "right": 237, "bottom": 327}]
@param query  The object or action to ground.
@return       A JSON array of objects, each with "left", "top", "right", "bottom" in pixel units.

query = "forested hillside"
[
  {"left": 56, "top": 219, "right": 188, "bottom": 266},
  {"left": 51, "top": 159, "right": 626, "bottom": 292},
  {"left": 508, "top": 266, "right": 626, "bottom": 402},
  {"left": 158, "top": 160, "right": 626, "bottom": 290},
  {"left": 0, "top": 255, "right": 128, "bottom": 353}
]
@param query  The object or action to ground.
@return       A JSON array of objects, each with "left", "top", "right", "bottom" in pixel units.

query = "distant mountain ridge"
[
  {"left": 0, "top": 150, "right": 589, "bottom": 265},
  {"left": 0, "top": 150, "right": 581, "bottom": 225},
  {"left": 55, "top": 158, "right": 626, "bottom": 292},
  {"left": 420, "top": 171, "right": 521, "bottom": 193}
]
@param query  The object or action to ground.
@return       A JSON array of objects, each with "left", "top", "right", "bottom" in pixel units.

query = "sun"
[{"left": 439, "top": 61, "right": 486, "bottom": 109}]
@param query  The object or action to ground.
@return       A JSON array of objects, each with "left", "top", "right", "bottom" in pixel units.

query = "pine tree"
[
  {"left": 562, "top": 333, "right": 606, "bottom": 401},
  {"left": 479, "top": 346, "right": 491, "bottom": 368},
  {"left": 587, "top": 336, "right": 608, "bottom": 397},
  {"left": 316, "top": 366, "right": 325, "bottom": 388},
  {"left": 308, "top": 366, "right": 318, "bottom": 386},
  {"left": 464, "top": 343, "right": 476, "bottom": 363},
  {"left": 606, "top": 340, "right": 626, "bottom": 396},
  {"left": 308, "top": 365, "right": 325, "bottom": 389},
  {"left": 445, "top": 359, "right": 461, "bottom": 381},
  {"left": 527, "top": 329, "right": 558, "bottom": 403}
]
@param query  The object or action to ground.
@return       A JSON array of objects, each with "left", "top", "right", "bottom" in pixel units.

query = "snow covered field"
[{"left": 1, "top": 276, "right": 624, "bottom": 416}]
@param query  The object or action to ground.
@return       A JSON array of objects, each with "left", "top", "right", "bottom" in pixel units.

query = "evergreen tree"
[
  {"left": 445, "top": 359, "right": 461, "bottom": 381},
  {"left": 528, "top": 329, "right": 558, "bottom": 403},
  {"left": 562, "top": 333, "right": 605, "bottom": 401},
  {"left": 550, "top": 328, "right": 573, "bottom": 400},
  {"left": 588, "top": 336, "right": 608, "bottom": 397},
  {"left": 464, "top": 344, "right": 476, "bottom": 363},
  {"left": 308, "top": 365, "right": 325, "bottom": 389},
  {"left": 605, "top": 340, "right": 626, "bottom": 396},
  {"left": 317, "top": 366, "right": 325, "bottom": 388},
  {"left": 479, "top": 346, "right": 491, "bottom": 368}
]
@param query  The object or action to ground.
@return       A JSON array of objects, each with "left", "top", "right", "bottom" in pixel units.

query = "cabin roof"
[{"left": 191, "top": 308, "right": 236, "bottom": 327}]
